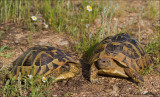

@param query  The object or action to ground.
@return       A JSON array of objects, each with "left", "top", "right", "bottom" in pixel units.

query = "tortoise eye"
[
  {"left": 97, "top": 59, "right": 107, "bottom": 65},
  {"left": 99, "top": 59, "right": 110, "bottom": 64},
  {"left": 97, "top": 58, "right": 112, "bottom": 67},
  {"left": 102, "top": 60, "right": 106, "bottom": 63}
]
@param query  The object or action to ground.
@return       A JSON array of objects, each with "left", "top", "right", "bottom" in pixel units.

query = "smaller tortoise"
[
  {"left": 7, "top": 45, "right": 80, "bottom": 82},
  {"left": 89, "top": 33, "right": 152, "bottom": 84}
]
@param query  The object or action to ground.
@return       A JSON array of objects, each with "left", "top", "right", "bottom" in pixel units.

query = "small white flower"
[
  {"left": 85, "top": 24, "right": 90, "bottom": 28},
  {"left": 42, "top": 77, "right": 47, "bottom": 83},
  {"left": 81, "top": 19, "right": 84, "bottom": 22},
  {"left": 28, "top": 75, "right": 33, "bottom": 79},
  {"left": 87, "top": 5, "right": 92, "bottom": 12},
  {"left": 113, "top": 18, "right": 118, "bottom": 21},
  {"left": 43, "top": 23, "right": 49, "bottom": 29},
  {"left": 31, "top": 16, "right": 37, "bottom": 21},
  {"left": 44, "top": 24, "right": 48, "bottom": 28}
]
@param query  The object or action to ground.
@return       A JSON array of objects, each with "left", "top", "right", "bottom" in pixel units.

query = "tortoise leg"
[
  {"left": 90, "top": 63, "right": 99, "bottom": 83},
  {"left": 54, "top": 72, "right": 75, "bottom": 82},
  {"left": 124, "top": 68, "right": 144, "bottom": 84},
  {"left": 69, "top": 63, "right": 80, "bottom": 74},
  {"left": 54, "top": 63, "right": 79, "bottom": 82}
]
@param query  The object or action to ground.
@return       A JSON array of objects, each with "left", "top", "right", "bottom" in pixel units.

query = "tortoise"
[
  {"left": 89, "top": 33, "right": 152, "bottom": 84},
  {"left": 7, "top": 45, "right": 80, "bottom": 82}
]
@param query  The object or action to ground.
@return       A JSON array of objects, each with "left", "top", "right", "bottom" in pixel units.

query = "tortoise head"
[{"left": 96, "top": 57, "right": 116, "bottom": 69}]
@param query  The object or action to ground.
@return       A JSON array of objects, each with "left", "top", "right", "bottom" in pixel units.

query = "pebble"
[
  {"left": 52, "top": 95, "right": 57, "bottom": 97},
  {"left": 141, "top": 91, "right": 148, "bottom": 94},
  {"left": 59, "top": 40, "right": 69, "bottom": 46}
]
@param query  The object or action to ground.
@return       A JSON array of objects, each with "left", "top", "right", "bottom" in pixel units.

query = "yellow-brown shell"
[
  {"left": 90, "top": 33, "right": 152, "bottom": 73},
  {"left": 9, "top": 45, "right": 79, "bottom": 79}
]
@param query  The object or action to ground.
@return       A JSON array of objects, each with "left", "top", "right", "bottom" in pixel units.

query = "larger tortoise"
[
  {"left": 7, "top": 45, "right": 80, "bottom": 82},
  {"left": 89, "top": 33, "right": 152, "bottom": 84}
]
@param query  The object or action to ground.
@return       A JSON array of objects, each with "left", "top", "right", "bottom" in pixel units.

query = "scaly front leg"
[
  {"left": 54, "top": 63, "right": 79, "bottom": 82},
  {"left": 90, "top": 62, "right": 99, "bottom": 83},
  {"left": 54, "top": 72, "right": 75, "bottom": 82}
]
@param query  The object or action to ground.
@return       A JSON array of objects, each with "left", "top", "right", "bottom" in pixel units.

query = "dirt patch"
[{"left": 46, "top": 71, "right": 160, "bottom": 96}]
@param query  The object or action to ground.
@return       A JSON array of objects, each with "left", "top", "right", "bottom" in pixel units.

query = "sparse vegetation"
[
  {"left": 0, "top": 45, "right": 13, "bottom": 58},
  {"left": 0, "top": 0, "right": 159, "bottom": 96}
]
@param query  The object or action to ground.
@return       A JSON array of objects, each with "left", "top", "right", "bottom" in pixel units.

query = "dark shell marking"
[{"left": 11, "top": 46, "right": 74, "bottom": 78}]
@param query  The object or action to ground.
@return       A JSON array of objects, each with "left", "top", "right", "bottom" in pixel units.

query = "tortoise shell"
[
  {"left": 90, "top": 33, "right": 152, "bottom": 83},
  {"left": 8, "top": 45, "right": 80, "bottom": 82}
]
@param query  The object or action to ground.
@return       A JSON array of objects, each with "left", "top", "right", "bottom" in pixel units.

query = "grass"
[
  {"left": 0, "top": 0, "right": 160, "bottom": 96},
  {"left": 0, "top": 70, "right": 55, "bottom": 97},
  {"left": 145, "top": 32, "right": 160, "bottom": 65},
  {"left": 144, "top": 1, "right": 159, "bottom": 20},
  {"left": 0, "top": 45, "right": 13, "bottom": 58},
  {"left": 0, "top": 0, "right": 119, "bottom": 53},
  {"left": 138, "top": 7, "right": 143, "bottom": 42}
]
